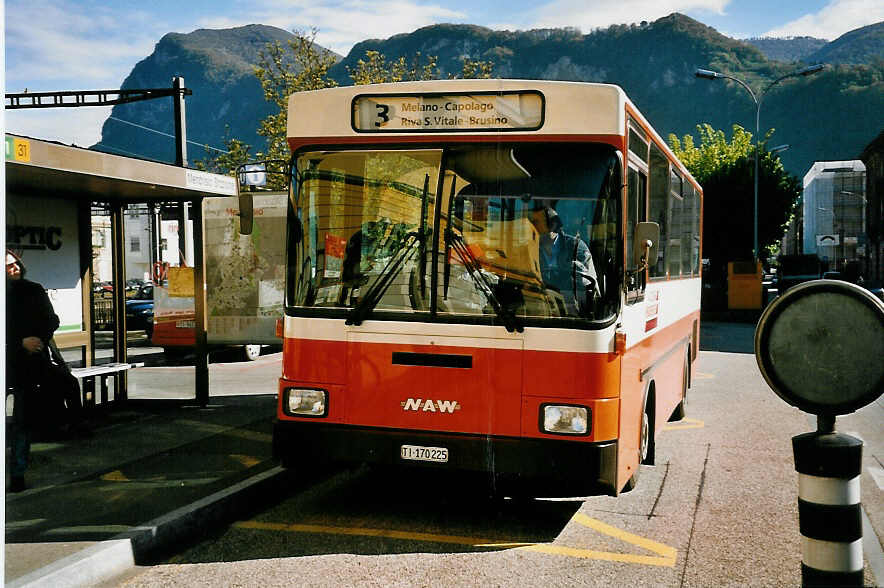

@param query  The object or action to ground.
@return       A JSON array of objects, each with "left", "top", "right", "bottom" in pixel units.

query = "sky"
[{"left": 4, "top": 0, "right": 883, "bottom": 150}]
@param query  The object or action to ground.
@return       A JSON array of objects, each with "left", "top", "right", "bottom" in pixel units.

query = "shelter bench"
[{"left": 70, "top": 362, "right": 144, "bottom": 407}]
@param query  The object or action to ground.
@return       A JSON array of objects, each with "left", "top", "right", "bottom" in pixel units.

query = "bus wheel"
[
  {"left": 623, "top": 397, "right": 652, "bottom": 492},
  {"left": 670, "top": 349, "right": 689, "bottom": 422},
  {"left": 242, "top": 344, "right": 262, "bottom": 361}
]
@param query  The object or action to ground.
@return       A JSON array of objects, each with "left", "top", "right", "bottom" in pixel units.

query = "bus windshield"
[{"left": 289, "top": 143, "right": 622, "bottom": 326}]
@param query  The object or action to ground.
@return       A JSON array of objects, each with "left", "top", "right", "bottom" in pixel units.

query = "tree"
[
  {"left": 254, "top": 29, "right": 339, "bottom": 164},
  {"left": 668, "top": 123, "right": 801, "bottom": 265},
  {"left": 198, "top": 30, "right": 494, "bottom": 183},
  {"left": 347, "top": 50, "right": 439, "bottom": 84},
  {"left": 194, "top": 127, "right": 252, "bottom": 176},
  {"left": 196, "top": 29, "right": 338, "bottom": 185},
  {"left": 452, "top": 56, "right": 495, "bottom": 80},
  {"left": 347, "top": 50, "right": 494, "bottom": 84}
]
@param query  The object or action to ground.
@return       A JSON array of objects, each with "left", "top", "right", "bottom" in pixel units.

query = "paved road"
[{"left": 109, "top": 323, "right": 882, "bottom": 587}]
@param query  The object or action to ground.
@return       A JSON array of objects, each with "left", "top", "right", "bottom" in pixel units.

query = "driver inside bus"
[{"left": 531, "top": 205, "right": 600, "bottom": 315}]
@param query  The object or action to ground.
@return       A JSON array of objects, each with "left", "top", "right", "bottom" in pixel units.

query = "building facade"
[
  {"left": 802, "top": 160, "right": 868, "bottom": 279},
  {"left": 860, "top": 131, "right": 883, "bottom": 281}
]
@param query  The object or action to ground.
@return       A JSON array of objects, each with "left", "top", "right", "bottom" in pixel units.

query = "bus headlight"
[
  {"left": 541, "top": 404, "right": 590, "bottom": 435},
  {"left": 284, "top": 388, "right": 327, "bottom": 417}
]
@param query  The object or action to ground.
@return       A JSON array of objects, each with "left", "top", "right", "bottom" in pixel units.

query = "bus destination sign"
[{"left": 352, "top": 91, "right": 544, "bottom": 133}]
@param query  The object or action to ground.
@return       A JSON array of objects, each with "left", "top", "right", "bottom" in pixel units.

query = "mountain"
[
  {"left": 743, "top": 37, "right": 827, "bottom": 63},
  {"left": 94, "top": 24, "right": 340, "bottom": 163},
  {"left": 806, "top": 21, "right": 884, "bottom": 65},
  {"left": 326, "top": 15, "right": 883, "bottom": 178},
  {"left": 94, "top": 16, "right": 884, "bottom": 181}
]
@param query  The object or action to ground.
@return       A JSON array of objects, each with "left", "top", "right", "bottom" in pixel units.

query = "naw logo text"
[{"left": 401, "top": 398, "right": 461, "bottom": 413}]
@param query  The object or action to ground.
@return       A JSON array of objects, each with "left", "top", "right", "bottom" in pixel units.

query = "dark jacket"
[{"left": 6, "top": 277, "right": 60, "bottom": 388}]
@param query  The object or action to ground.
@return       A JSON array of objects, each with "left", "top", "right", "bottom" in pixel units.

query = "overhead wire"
[{"left": 106, "top": 116, "right": 230, "bottom": 153}]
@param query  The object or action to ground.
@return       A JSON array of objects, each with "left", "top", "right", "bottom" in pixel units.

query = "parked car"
[{"left": 125, "top": 283, "right": 154, "bottom": 337}]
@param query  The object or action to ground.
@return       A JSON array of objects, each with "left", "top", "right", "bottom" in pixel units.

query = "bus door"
[{"left": 619, "top": 124, "right": 651, "bottom": 481}]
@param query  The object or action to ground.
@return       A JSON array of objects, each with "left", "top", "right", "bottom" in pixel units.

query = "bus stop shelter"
[{"left": 5, "top": 133, "right": 236, "bottom": 405}]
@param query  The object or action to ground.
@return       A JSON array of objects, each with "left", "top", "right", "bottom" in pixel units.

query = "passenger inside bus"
[{"left": 529, "top": 203, "right": 600, "bottom": 316}]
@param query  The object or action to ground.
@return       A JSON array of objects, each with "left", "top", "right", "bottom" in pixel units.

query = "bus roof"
[
  {"left": 288, "top": 79, "right": 624, "bottom": 138},
  {"left": 286, "top": 79, "right": 698, "bottom": 191}
]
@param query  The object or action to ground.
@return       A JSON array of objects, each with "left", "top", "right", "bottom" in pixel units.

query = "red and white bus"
[{"left": 251, "top": 80, "right": 702, "bottom": 495}]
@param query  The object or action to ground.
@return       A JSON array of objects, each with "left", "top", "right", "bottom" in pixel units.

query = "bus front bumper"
[{"left": 273, "top": 421, "right": 619, "bottom": 496}]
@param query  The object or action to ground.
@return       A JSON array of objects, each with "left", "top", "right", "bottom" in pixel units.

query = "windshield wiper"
[
  {"left": 346, "top": 231, "right": 422, "bottom": 326},
  {"left": 446, "top": 227, "right": 523, "bottom": 333},
  {"left": 418, "top": 174, "right": 430, "bottom": 298},
  {"left": 443, "top": 180, "right": 458, "bottom": 299},
  {"left": 347, "top": 175, "right": 430, "bottom": 326}
]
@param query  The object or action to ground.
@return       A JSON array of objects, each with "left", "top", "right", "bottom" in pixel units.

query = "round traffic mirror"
[{"left": 755, "top": 279, "right": 884, "bottom": 415}]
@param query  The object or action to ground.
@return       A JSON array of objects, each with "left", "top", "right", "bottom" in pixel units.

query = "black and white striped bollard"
[
  {"left": 793, "top": 416, "right": 863, "bottom": 587},
  {"left": 755, "top": 280, "right": 884, "bottom": 587}
]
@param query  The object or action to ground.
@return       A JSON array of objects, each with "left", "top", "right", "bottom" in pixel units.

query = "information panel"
[{"left": 352, "top": 91, "right": 544, "bottom": 133}]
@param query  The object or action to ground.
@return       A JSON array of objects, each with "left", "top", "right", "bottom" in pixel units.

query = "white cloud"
[
  {"left": 763, "top": 0, "right": 884, "bottom": 40},
  {"left": 4, "top": 0, "right": 171, "bottom": 145},
  {"left": 6, "top": 107, "right": 112, "bottom": 147},
  {"left": 519, "top": 0, "right": 729, "bottom": 32},
  {"left": 5, "top": 1, "right": 162, "bottom": 89}
]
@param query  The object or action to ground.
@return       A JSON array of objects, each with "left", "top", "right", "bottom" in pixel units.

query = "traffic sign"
[{"left": 755, "top": 279, "right": 884, "bottom": 415}]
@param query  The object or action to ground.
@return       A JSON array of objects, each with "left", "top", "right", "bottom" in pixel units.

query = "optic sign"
[{"left": 352, "top": 91, "right": 544, "bottom": 133}]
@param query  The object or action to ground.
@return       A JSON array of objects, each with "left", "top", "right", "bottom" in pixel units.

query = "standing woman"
[{"left": 6, "top": 249, "right": 60, "bottom": 492}]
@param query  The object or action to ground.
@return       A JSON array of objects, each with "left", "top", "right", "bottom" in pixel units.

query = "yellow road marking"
[
  {"left": 693, "top": 371, "right": 714, "bottom": 380},
  {"left": 173, "top": 419, "right": 272, "bottom": 443},
  {"left": 237, "top": 513, "right": 677, "bottom": 567},
  {"left": 663, "top": 417, "right": 705, "bottom": 431},
  {"left": 101, "top": 470, "right": 130, "bottom": 482},
  {"left": 230, "top": 454, "right": 262, "bottom": 468},
  {"left": 520, "top": 513, "right": 675, "bottom": 567},
  {"left": 233, "top": 521, "right": 529, "bottom": 547},
  {"left": 521, "top": 543, "right": 674, "bottom": 566}
]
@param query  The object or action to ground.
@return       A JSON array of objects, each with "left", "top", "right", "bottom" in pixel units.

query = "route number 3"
[{"left": 375, "top": 104, "right": 390, "bottom": 127}]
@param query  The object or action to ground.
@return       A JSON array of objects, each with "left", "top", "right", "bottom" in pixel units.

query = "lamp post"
[{"left": 695, "top": 64, "right": 824, "bottom": 262}]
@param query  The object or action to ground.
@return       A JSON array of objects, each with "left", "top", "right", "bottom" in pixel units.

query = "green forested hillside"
[
  {"left": 93, "top": 15, "right": 883, "bottom": 180},
  {"left": 744, "top": 37, "right": 827, "bottom": 63},
  {"left": 807, "top": 22, "right": 884, "bottom": 65}
]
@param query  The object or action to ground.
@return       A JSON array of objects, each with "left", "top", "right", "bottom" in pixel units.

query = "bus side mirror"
[
  {"left": 238, "top": 188, "right": 254, "bottom": 235},
  {"left": 633, "top": 222, "right": 660, "bottom": 269},
  {"left": 236, "top": 163, "right": 267, "bottom": 235}
]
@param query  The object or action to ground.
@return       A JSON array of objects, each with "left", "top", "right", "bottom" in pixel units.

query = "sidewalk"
[{"left": 5, "top": 394, "right": 289, "bottom": 586}]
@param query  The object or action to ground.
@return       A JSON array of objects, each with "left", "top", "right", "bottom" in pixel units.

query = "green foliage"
[
  {"left": 347, "top": 50, "right": 494, "bottom": 84},
  {"left": 668, "top": 124, "right": 802, "bottom": 262},
  {"left": 453, "top": 57, "right": 495, "bottom": 79},
  {"left": 193, "top": 128, "right": 252, "bottom": 176},
  {"left": 348, "top": 50, "right": 440, "bottom": 84},
  {"left": 197, "top": 29, "right": 338, "bottom": 187},
  {"left": 200, "top": 31, "right": 495, "bottom": 181},
  {"left": 668, "top": 124, "right": 754, "bottom": 181},
  {"left": 254, "top": 29, "right": 339, "bottom": 164}
]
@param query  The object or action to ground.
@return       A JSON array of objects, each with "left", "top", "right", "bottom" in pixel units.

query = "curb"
[
  {"left": 7, "top": 540, "right": 134, "bottom": 588},
  {"left": 121, "top": 465, "right": 290, "bottom": 563},
  {"left": 7, "top": 465, "right": 291, "bottom": 586}
]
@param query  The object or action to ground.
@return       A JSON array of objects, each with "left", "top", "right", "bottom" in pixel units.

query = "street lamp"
[{"left": 695, "top": 64, "right": 824, "bottom": 262}]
